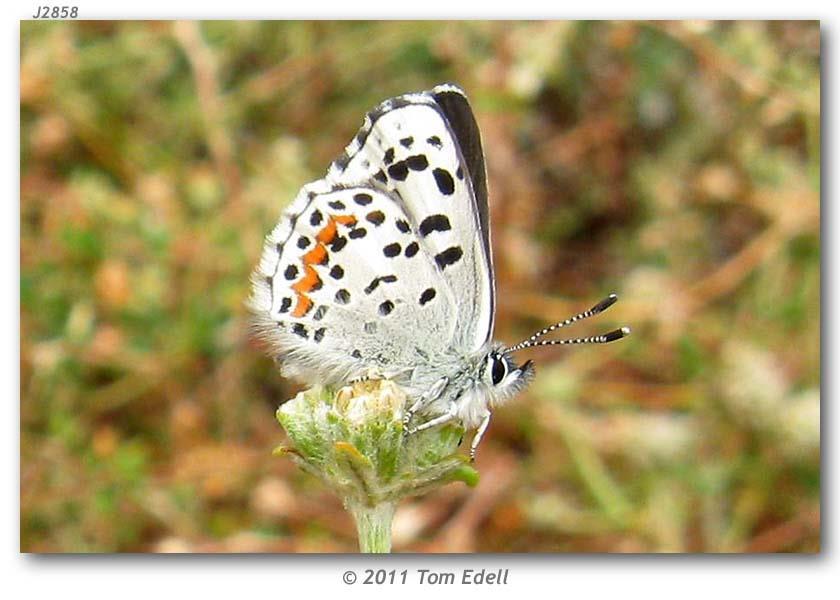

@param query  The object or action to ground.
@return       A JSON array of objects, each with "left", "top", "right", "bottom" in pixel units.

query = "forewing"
[{"left": 326, "top": 84, "right": 495, "bottom": 352}]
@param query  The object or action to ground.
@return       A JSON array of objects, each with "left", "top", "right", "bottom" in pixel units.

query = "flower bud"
[{"left": 274, "top": 379, "right": 478, "bottom": 551}]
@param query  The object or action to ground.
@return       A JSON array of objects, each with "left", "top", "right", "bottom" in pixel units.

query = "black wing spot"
[
  {"left": 279, "top": 297, "right": 292, "bottom": 313},
  {"left": 404, "top": 241, "right": 419, "bottom": 258},
  {"left": 349, "top": 227, "right": 367, "bottom": 239},
  {"left": 400, "top": 136, "right": 414, "bottom": 148},
  {"left": 456, "top": 166, "right": 464, "bottom": 180},
  {"left": 292, "top": 323, "right": 308, "bottom": 339},
  {"left": 332, "top": 153, "right": 350, "bottom": 173},
  {"left": 364, "top": 277, "right": 382, "bottom": 295},
  {"left": 383, "top": 243, "right": 401, "bottom": 258},
  {"left": 366, "top": 210, "right": 385, "bottom": 226},
  {"left": 419, "top": 214, "right": 452, "bottom": 236},
  {"left": 310, "top": 209, "right": 323, "bottom": 226},
  {"left": 313, "top": 327, "right": 326, "bottom": 343},
  {"left": 378, "top": 300, "right": 395, "bottom": 316},
  {"left": 434, "top": 246, "right": 463, "bottom": 270},
  {"left": 335, "top": 289, "right": 351, "bottom": 304},
  {"left": 383, "top": 147, "right": 395, "bottom": 165},
  {"left": 427, "top": 135, "right": 442, "bottom": 149},
  {"left": 329, "top": 265, "right": 344, "bottom": 279},
  {"left": 297, "top": 236, "right": 311, "bottom": 249},
  {"left": 328, "top": 200, "right": 345, "bottom": 210},
  {"left": 395, "top": 219, "right": 410, "bottom": 233},
  {"left": 284, "top": 264, "right": 298, "bottom": 280},
  {"left": 387, "top": 161, "right": 409, "bottom": 181},
  {"left": 313, "top": 305, "right": 328, "bottom": 321},
  {"left": 265, "top": 275, "right": 273, "bottom": 286},
  {"left": 331, "top": 236, "right": 347, "bottom": 252},
  {"left": 352, "top": 349, "right": 362, "bottom": 359},
  {"left": 365, "top": 274, "right": 398, "bottom": 294},
  {"left": 374, "top": 169, "right": 387, "bottom": 184},
  {"left": 419, "top": 288, "right": 436, "bottom": 305},
  {"left": 432, "top": 168, "right": 455, "bottom": 195},
  {"left": 354, "top": 192, "right": 373, "bottom": 206},
  {"left": 406, "top": 154, "right": 429, "bottom": 171}
]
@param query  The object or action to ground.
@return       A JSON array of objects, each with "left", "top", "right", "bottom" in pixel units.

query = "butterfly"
[{"left": 249, "top": 83, "right": 629, "bottom": 460}]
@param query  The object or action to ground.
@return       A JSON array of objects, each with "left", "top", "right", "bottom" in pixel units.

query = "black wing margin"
[{"left": 431, "top": 84, "right": 492, "bottom": 269}]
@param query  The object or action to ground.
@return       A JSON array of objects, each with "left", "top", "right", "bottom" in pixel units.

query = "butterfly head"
[{"left": 481, "top": 347, "right": 535, "bottom": 407}]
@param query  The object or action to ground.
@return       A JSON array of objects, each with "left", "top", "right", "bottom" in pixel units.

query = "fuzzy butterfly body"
[{"left": 250, "top": 83, "right": 629, "bottom": 459}]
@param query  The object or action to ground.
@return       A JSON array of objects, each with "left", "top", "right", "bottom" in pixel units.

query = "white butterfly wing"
[
  {"left": 326, "top": 84, "right": 495, "bottom": 353},
  {"left": 250, "top": 182, "right": 458, "bottom": 385}
]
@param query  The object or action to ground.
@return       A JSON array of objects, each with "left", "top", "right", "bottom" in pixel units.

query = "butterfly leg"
[
  {"left": 469, "top": 412, "right": 492, "bottom": 462},
  {"left": 405, "top": 409, "right": 457, "bottom": 436},
  {"left": 402, "top": 377, "right": 449, "bottom": 434}
]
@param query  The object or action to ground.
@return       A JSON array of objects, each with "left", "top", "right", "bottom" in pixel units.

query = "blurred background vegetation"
[{"left": 20, "top": 20, "right": 820, "bottom": 552}]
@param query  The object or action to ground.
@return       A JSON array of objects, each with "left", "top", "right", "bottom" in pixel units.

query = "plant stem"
[{"left": 347, "top": 501, "right": 396, "bottom": 553}]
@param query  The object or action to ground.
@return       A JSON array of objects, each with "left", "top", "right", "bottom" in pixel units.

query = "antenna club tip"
[
  {"left": 592, "top": 294, "right": 619, "bottom": 313},
  {"left": 602, "top": 327, "right": 631, "bottom": 343}
]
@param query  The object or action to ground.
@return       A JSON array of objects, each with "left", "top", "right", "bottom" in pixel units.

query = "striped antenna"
[
  {"left": 504, "top": 293, "right": 630, "bottom": 353},
  {"left": 509, "top": 327, "right": 631, "bottom": 350}
]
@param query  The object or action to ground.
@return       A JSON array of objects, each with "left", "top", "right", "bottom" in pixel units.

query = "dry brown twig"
[{"left": 172, "top": 21, "right": 242, "bottom": 214}]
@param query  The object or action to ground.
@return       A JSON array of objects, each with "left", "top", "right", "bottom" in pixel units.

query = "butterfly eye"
[{"left": 490, "top": 355, "right": 507, "bottom": 385}]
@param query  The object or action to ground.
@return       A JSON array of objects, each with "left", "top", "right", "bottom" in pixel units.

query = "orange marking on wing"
[
  {"left": 290, "top": 212, "right": 354, "bottom": 320},
  {"left": 315, "top": 214, "right": 357, "bottom": 244},
  {"left": 316, "top": 220, "right": 337, "bottom": 244},
  {"left": 333, "top": 214, "right": 357, "bottom": 227},
  {"left": 303, "top": 243, "right": 328, "bottom": 265},
  {"left": 291, "top": 294, "right": 313, "bottom": 318},
  {"left": 292, "top": 265, "right": 321, "bottom": 294}
]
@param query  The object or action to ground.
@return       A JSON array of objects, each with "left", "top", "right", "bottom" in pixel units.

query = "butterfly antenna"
[
  {"left": 504, "top": 293, "right": 630, "bottom": 353},
  {"left": 510, "top": 327, "right": 631, "bottom": 351}
]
